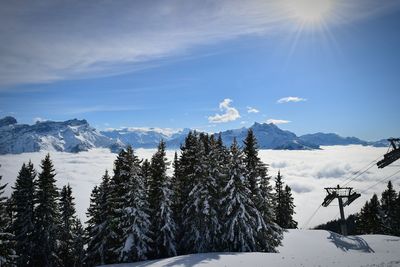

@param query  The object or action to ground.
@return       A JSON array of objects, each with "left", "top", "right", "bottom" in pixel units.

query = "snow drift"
[{"left": 99, "top": 229, "right": 400, "bottom": 267}]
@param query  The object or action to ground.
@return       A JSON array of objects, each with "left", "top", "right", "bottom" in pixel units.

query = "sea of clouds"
[{"left": 1, "top": 145, "right": 398, "bottom": 228}]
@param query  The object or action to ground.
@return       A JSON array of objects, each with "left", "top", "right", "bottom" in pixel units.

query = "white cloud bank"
[
  {"left": 0, "top": 145, "right": 397, "bottom": 229},
  {"left": 208, "top": 99, "right": 241, "bottom": 123},
  {"left": 267, "top": 119, "right": 291, "bottom": 124},
  {"left": 277, "top": 96, "right": 307, "bottom": 104},
  {"left": 0, "top": 1, "right": 399, "bottom": 87}
]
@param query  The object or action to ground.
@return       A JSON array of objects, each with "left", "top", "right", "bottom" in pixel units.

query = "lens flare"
[{"left": 284, "top": 0, "right": 334, "bottom": 26}]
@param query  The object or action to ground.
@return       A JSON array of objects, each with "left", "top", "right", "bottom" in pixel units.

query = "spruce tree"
[
  {"left": 108, "top": 148, "right": 135, "bottom": 262},
  {"left": 380, "top": 181, "right": 397, "bottom": 235},
  {"left": 12, "top": 161, "right": 36, "bottom": 267},
  {"left": 205, "top": 135, "right": 226, "bottom": 251},
  {"left": 59, "top": 184, "right": 77, "bottom": 267},
  {"left": 243, "top": 129, "right": 262, "bottom": 204},
  {"left": 274, "top": 171, "right": 285, "bottom": 227},
  {"left": 182, "top": 133, "right": 218, "bottom": 253},
  {"left": 177, "top": 131, "right": 199, "bottom": 253},
  {"left": 243, "top": 129, "right": 282, "bottom": 251},
  {"left": 393, "top": 193, "right": 400, "bottom": 236},
  {"left": 282, "top": 185, "right": 298, "bottom": 229},
  {"left": 118, "top": 147, "right": 152, "bottom": 262},
  {"left": 85, "top": 171, "right": 114, "bottom": 266},
  {"left": 33, "top": 154, "right": 60, "bottom": 267},
  {"left": 358, "top": 194, "right": 384, "bottom": 234},
  {"left": 0, "top": 172, "right": 15, "bottom": 266},
  {"left": 221, "top": 139, "right": 261, "bottom": 252},
  {"left": 148, "top": 141, "right": 176, "bottom": 258}
]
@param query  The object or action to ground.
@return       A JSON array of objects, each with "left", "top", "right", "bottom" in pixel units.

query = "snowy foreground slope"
[{"left": 100, "top": 230, "right": 400, "bottom": 267}]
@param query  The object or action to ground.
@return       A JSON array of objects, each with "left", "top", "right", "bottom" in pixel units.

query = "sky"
[{"left": 1, "top": 0, "right": 400, "bottom": 140}]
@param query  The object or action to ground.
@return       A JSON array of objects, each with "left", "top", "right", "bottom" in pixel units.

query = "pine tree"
[
  {"left": 0, "top": 171, "right": 16, "bottom": 266},
  {"left": 118, "top": 147, "right": 152, "bottom": 262},
  {"left": 221, "top": 139, "right": 261, "bottom": 252},
  {"left": 148, "top": 141, "right": 176, "bottom": 258},
  {"left": 33, "top": 154, "right": 60, "bottom": 267},
  {"left": 380, "top": 181, "right": 397, "bottom": 235},
  {"left": 71, "top": 218, "right": 85, "bottom": 267},
  {"left": 12, "top": 161, "right": 36, "bottom": 267},
  {"left": 85, "top": 171, "right": 114, "bottom": 266},
  {"left": 59, "top": 184, "right": 77, "bottom": 267}
]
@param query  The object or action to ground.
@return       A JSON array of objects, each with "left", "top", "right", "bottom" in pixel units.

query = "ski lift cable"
[
  {"left": 301, "top": 204, "right": 322, "bottom": 230},
  {"left": 359, "top": 168, "right": 400, "bottom": 194},
  {"left": 338, "top": 154, "right": 382, "bottom": 188}
]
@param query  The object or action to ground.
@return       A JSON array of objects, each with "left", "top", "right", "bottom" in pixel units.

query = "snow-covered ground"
[
  {"left": 0, "top": 145, "right": 398, "bottom": 227},
  {"left": 99, "top": 229, "right": 400, "bottom": 267}
]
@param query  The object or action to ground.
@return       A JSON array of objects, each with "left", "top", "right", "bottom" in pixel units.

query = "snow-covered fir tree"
[
  {"left": 181, "top": 133, "right": 218, "bottom": 253},
  {"left": 176, "top": 131, "right": 199, "bottom": 253},
  {"left": 33, "top": 154, "right": 60, "bottom": 267},
  {"left": 118, "top": 147, "right": 152, "bottom": 262},
  {"left": 85, "top": 170, "right": 114, "bottom": 266},
  {"left": 243, "top": 129, "right": 262, "bottom": 203},
  {"left": 243, "top": 130, "right": 282, "bottom": 251},
  {"left": 12, "top": 161, "right": 36, "bottom": 267},
  {"left": 0, "top": 171, "right": 15, "bottom": 266},
  {"left": 380, "top": 181, "right": 397, "bottom": 235},
  {"left": 148, "top": 140, "right": 177, "bottom": 258},
  {"left": 59, "top": 184, "right": 77, "bottom": 267},
  {"left": 221, "top": 139, "right": 262, "bottom": 252},
  {"left": 204, "top": 135, "right": 227, "bottom": 251}
]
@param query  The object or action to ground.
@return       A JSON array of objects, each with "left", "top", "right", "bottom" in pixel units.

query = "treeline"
[
  {"left": 0, "top": 129, "right": 297, "bottom": 267},
  {"left": 315, "top": 181, "right": 400, "bottom": 236}
]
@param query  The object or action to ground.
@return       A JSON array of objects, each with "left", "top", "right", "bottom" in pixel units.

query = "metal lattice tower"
[{"left": 322, "top": 185, "right": 361, "bottom": 236}]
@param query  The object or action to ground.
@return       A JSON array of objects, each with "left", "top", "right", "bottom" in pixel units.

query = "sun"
[{"left": 283, "top": 0, "right": 335, "bottom": 26}]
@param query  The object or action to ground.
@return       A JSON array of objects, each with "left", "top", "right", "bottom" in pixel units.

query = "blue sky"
[{"left": 1, "top": 0, "right": 400, "bottom": 140}]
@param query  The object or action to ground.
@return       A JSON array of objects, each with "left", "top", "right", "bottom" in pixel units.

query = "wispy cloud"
[
  {"left": 266, "top": 118, "right": 291, "bottom": 124},
  {"left": 247, "top": 106, "right": 260, "bottom": 113},
  {"left": 277, "top": 96, "right": 307, "bottom": 104},
  {"left": 0, "top": 0, "right": 398, "bottom": 87},
  {"left": 208, "top": 99, "right": 240, "bottom": 123}
]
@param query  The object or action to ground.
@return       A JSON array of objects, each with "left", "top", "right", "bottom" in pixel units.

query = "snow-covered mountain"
[
  {"left": 0, "top": 117, "right": 123, "bottom": 154},
  {"left": 101, "top": 127, "right": 191, "bottom": 149},
  {"left": 299, "top": 133, "right": 389, "bottom": 147},
  {"left": 0, "top": 116, "right": 391, "bottom": 154},
  {"left": 299, "top": 133, "right": 368, "bottom": 146},
  {"left": 219, "top": 122, "right": 319, "bottom": 150}
]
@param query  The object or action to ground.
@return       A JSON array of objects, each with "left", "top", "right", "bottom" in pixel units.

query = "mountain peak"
[{"left": 0, "top": 116, "right": 17, "bottom": 127}]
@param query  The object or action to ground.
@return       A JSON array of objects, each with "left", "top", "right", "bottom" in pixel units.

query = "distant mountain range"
[{"left": 0, "top": 116, "right": 389, "bottom": 154}]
